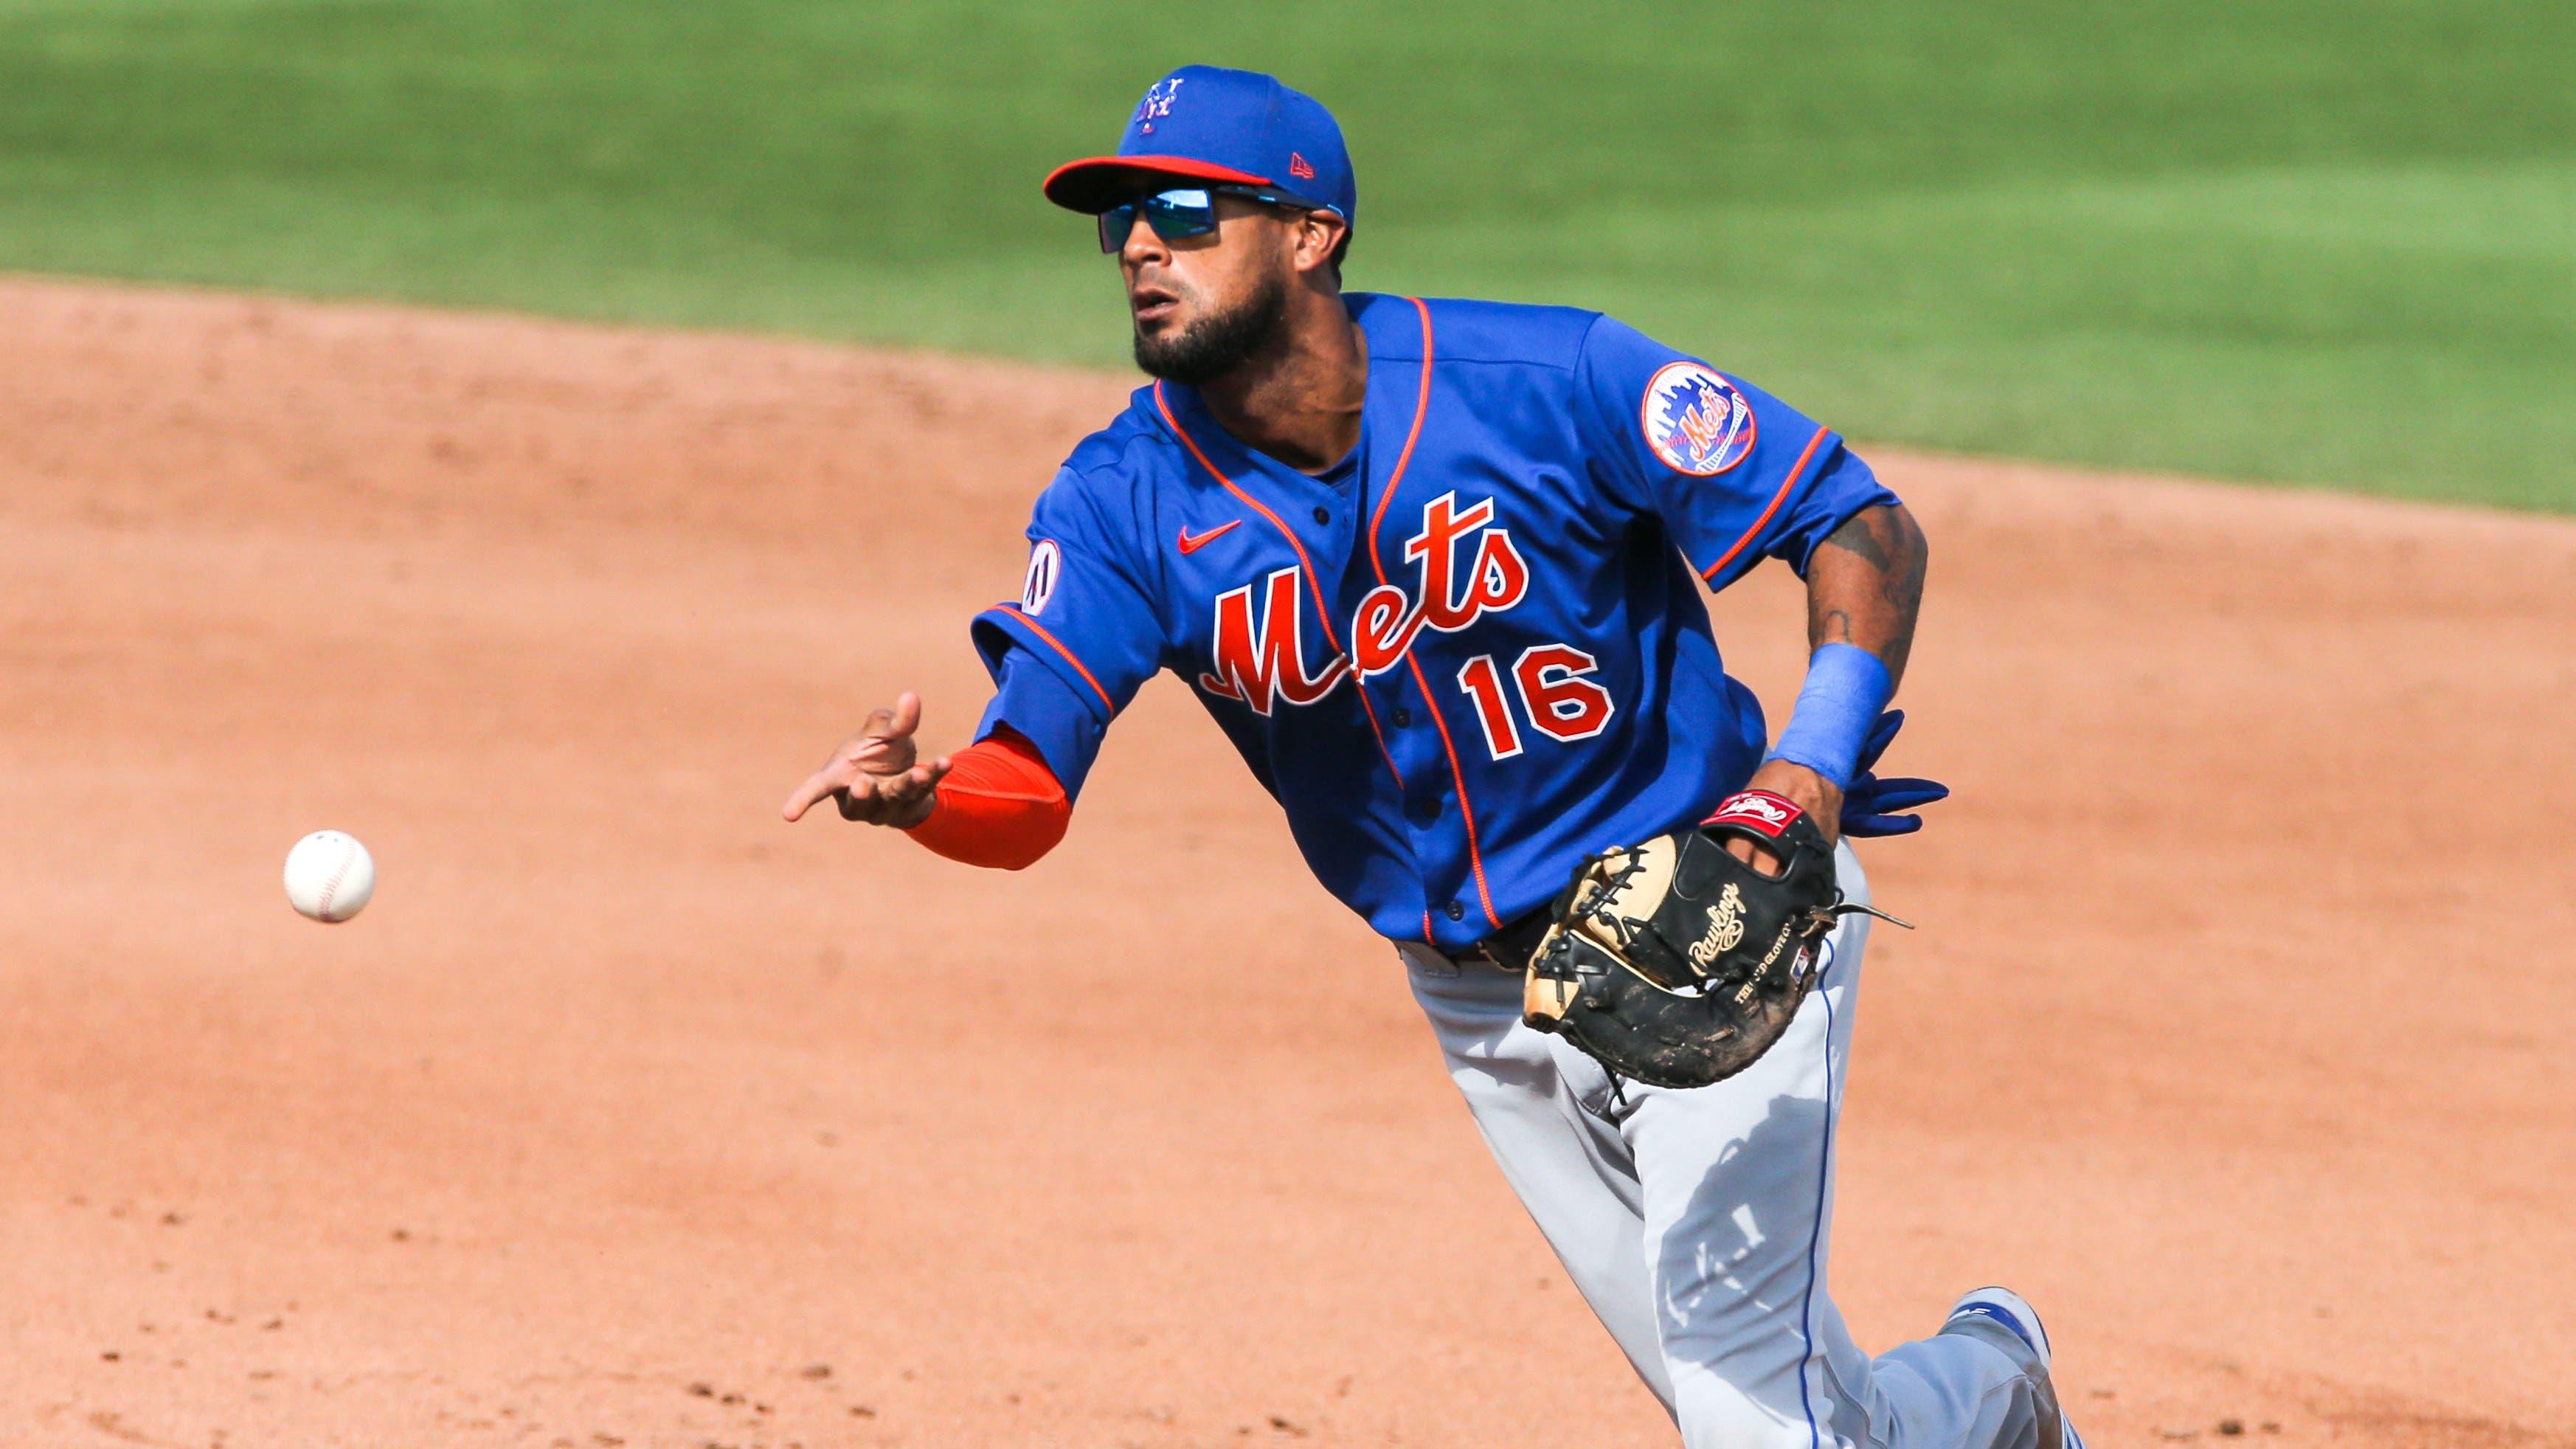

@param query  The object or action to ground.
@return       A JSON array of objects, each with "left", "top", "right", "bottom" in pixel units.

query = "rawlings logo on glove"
[
  {"left": 1687, "top": 883, "right": 1748, "bottom": 966},
  {"left": 1703, "top": 789, "right": 1798, "bottom": 836}
]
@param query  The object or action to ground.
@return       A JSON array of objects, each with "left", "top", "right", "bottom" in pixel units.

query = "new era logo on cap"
[{"left": 1289, "top": 152, "right": 1316, "bottom": 179}]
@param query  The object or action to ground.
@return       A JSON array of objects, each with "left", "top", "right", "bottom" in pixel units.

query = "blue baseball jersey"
[{"left": 967, "top": 294, "right": 1897, "bottom": 949}]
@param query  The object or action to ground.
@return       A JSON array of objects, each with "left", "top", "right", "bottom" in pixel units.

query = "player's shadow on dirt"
[{"left": 1652, "top": 1089, "right": 1864, "bottom": 1442}]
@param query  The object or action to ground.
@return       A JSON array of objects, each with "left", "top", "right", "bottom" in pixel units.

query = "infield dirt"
[{"left": 3, "top": 277, "right": 2569, "bottom": 1449}]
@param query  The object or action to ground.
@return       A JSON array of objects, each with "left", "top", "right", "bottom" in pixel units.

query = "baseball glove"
[{"left": 1523, "top": 789, "right": 1894, "bottom": 1090}]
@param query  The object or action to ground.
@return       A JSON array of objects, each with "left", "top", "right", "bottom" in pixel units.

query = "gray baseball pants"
[{"left": 1400, "top": 843, "right": 2047, "bottom": 1448}]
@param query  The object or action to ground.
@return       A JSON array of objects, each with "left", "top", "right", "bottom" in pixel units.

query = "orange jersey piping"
[
  {"left": 1364, "top": 299, "right": 1500, "bottom": 931},
  {"left": 1154, "top": 382, "right": 1408, "bottom": 795},
  {"left": 997, "top": 604, "right": 1114, "bottom": 713},
  {"left": 1695, "top": 423, "right": 1830, "bottom": 584}
]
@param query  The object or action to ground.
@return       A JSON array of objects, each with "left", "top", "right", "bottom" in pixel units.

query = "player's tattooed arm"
[
  {"left": 1733, "top": 502, "right": 1928, "bottom": 860},
  {"left": 1806, "top": 503, "right": 1928, "bottom": 686}
]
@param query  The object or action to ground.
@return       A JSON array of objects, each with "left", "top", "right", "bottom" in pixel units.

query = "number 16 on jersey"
[{"left": 1456, "top": 645, "right": 1614, "bottom": 760}]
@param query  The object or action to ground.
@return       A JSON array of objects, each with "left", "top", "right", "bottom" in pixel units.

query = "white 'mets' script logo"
[{"left": 1199, "top": 492, "right": 1531, "bottom": 714}]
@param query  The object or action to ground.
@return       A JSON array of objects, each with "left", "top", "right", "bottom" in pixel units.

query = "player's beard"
[{"left": 1132, "top": 267, "right": 1292, "bottom": 387}]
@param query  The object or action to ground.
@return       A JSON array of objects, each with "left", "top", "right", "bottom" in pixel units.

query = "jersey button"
[
  {"left": 1312, "top": 506, "right": 1331, "bottom": 525},
  {"left": 1391, "top": 708, "right": 1412, "bottom": 728},
  {"left": 1406, "top": 796, "right": 1441, "bottom": 826},
  {"left": 1444, "top": 900, "right": 1465, "bottom": 921}
]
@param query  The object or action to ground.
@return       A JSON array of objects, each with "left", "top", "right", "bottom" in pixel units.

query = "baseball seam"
[{"left": 315, "top": 838, "right": 351, "bottom": 921}]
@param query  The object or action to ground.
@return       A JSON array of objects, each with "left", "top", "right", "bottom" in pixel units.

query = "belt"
[{"left": 1450, "top": 905, "right": 1556, "bottom": 975}]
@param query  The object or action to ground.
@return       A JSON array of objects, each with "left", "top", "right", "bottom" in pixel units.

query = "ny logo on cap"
[{"left": 1132, "top": 77, "right": 1185, "bottom": 133}]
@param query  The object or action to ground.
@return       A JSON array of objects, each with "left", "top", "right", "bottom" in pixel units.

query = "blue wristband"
[{"left": 1767, "top": 643, "right": 1894, "bottom": 787}]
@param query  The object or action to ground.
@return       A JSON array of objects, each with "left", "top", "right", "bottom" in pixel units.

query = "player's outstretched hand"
[{"left": 781, "top": 691, "right": 952, "bottom": 829}]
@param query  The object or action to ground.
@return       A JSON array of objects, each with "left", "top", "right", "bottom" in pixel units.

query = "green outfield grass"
[{"left": 3, "top": 0, "right": 2571, "bottom": 507}]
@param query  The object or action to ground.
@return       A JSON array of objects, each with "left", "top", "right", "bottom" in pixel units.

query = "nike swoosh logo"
[{"left": 1177, "top": 519, "right": 1242, "bottom": 555}]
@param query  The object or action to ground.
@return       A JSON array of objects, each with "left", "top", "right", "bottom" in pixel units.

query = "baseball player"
[{"left": 786, "top": 65, "right": 2082, "bottom": 1449}]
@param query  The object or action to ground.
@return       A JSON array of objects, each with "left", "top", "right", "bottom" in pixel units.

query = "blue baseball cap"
[{"left": 1043, "top": 65, "right": 1356, "bottom": 226}]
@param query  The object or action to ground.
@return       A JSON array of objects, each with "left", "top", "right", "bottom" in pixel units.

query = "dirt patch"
[{"left": 2, "top": 275, "right": 2569, "bottom": 1448}]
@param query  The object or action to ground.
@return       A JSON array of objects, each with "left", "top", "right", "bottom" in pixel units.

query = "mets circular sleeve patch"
[{"left": 1640, "top": 362, "right": 1758, "bottom": 477}]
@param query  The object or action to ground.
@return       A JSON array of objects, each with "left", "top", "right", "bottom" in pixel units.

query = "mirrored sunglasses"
[{"left": 1096, "top": 184, "right": 1313, "bottom": 253}]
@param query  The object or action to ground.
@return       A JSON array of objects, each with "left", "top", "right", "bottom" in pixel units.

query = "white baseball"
[{"left": 283, "top": 830, "right": 375, "bottom": 923}]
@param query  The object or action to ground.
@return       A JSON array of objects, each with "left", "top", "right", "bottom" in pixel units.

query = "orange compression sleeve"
[{"left": 901, "top": 727, "right": 1071, "bottom": 871}]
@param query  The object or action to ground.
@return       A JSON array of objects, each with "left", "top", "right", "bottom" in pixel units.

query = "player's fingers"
[
  {"left": 782, "top": 763, "right": 853, "bottom": 822},
  {"left": 1852, "top": 709, "right": 1904, "bottom": 774},
  {"left": 882, "top": 760, "right": 951, "bottom": 826},
  {"left": 788, "top": 706, "right": 940, "bottom": 824},
  {"left": 884, "top": 691, "right": 922, "bottom": 741},
  {"left": 848, "top": 733, "right": 912, "bottom": 771},
  {"left": 1722, "top": 836, "right": 1787, "bottom": 878},
  {"left": 879, "top": 761, "right": 947, "bottom": 808},
  {"left": 1866, "top": 778, "right": 1948, "bottom": 812},
  {"left": 834, "top": 772, "right": 884, "bottom": 821}
]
